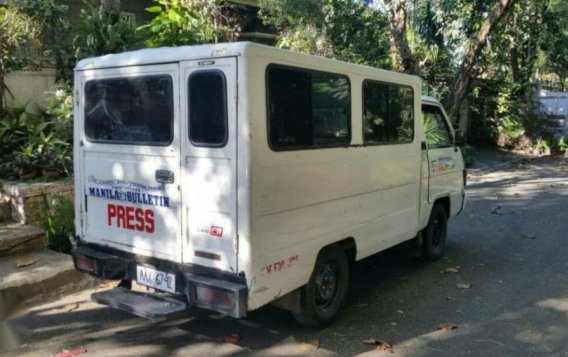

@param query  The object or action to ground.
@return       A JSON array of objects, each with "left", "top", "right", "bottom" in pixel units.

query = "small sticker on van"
[
  {"left": 210, "top": 226, "right": 224, "bottom": 237},
  {"left": 197, "top": 225, "right": 225, "bottom": 237}
]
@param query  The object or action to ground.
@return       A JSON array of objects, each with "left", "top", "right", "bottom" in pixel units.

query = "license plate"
[{"left": 136, "top": 265, "right": 176, "bottom": 293}]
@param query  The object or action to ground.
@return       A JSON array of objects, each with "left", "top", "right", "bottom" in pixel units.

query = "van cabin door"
[
  {"left": 180, "top": 57, "right": 238, "bottom": 273},
  {"left": 78, "top": 64, "right": 182, "bottom": 262},
  {"left": 423, "top": 104, "right": 461, "bottom": 202}
]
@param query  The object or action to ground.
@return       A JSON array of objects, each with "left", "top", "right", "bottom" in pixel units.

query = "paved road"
[{"left": 7, "top": 156, "right": 568, "bottom": 356}]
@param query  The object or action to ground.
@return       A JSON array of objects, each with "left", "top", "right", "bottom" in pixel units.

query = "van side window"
[
  {"left": 267, "top": 65, "right": 350, "bottom": 150},
  {"left": 188, "top": 71, "right": 228, "bottom": 147},
  {"left": 422, "top": 105, "right": 453, "bottom": 147},
  {"left": 363, "top": 81, "right": 414, "bottom": 145},
  {"left": 84, "top": 75, "right": 173, "bottom": 145}
]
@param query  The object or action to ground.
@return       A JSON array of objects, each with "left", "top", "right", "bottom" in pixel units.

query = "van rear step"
[{"left": 92, "top": 287, "right": 188, "bottom": 321}]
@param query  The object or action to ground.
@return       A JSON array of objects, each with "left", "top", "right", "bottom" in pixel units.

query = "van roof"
[{"left": 75, "top": 42, "right": 420, "bottom": 84}]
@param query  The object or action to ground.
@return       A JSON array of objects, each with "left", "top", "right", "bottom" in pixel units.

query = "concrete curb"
[{"left": 0, "top": 250, "right": 98, "bottom": 319}]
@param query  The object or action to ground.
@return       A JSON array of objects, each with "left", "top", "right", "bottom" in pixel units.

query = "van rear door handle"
[{"left": 155, "top": 169, "right": 175, "bottom": 184}]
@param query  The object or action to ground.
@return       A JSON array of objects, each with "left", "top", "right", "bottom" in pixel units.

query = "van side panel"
[{"left": 246, "top": 48, "right": 422, "bottom": 310}]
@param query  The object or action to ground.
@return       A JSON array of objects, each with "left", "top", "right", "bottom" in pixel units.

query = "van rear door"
[
  {"left": 78, "top": 64, "right": 182, "bottom": 262},
  {"left": 180, "top": 58, "right": 238, "bottom": 273}
]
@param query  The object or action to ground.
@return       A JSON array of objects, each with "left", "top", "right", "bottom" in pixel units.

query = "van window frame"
[
  {"left": 83, "top": 74, "right": 175, "bottom": 147},
  {"left": 361, "top": 79, "right": 415, "bottom": 146},
  {"left": 265, "top": 63, "right": 352, "bottom": 152},
  {"left": 187, "top": 69, "right": 229, "bottom": 148}
]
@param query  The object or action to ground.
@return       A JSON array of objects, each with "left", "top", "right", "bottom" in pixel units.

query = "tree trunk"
[
  {"left": 384, "top": 0, "right": 420, "bottom": 75},
  {"left": 443, "top": 0, "right": 519, "bottom": 120}
]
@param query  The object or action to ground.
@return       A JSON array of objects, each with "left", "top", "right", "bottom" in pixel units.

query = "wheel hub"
[{"left": 316, "top": 264, "right": 337, "bottom": 302}]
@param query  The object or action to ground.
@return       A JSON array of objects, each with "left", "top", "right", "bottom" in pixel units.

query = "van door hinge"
[
  {"left": 84, "top": 194, "right": 88, "bottom": 212},
  {"left": 235, "top": 83, "right": 238, "bottom": 104}
]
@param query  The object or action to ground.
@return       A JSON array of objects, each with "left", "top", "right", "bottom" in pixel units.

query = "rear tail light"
[
  {"left": 195, "top": 285, "right": 235, "bottom": 311},
  {"left": 76, "top": 255, "right": 97, "bottom": 274}
]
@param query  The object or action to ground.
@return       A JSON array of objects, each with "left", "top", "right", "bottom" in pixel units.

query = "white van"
[{"left": 71, "top": 42, "right": 465, "bottom": 327}]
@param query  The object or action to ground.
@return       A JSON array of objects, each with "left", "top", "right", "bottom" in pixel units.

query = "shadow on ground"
[{"left": 8, "top": 157, "right": 568, "bottom": 356}]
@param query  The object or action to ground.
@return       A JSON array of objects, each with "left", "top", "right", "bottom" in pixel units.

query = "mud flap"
[{"left": 407, "top": 231, "right": 424, "bottom": 258}]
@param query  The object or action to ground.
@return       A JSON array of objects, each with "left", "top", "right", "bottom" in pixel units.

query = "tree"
[
  {"left": 19, "top": 0, "right": 73, "bottom": 82},
  {"left": 73, "top": 0, "right": 142, "bottom": 59},
  {"left": 442, "top": 0, "right": 520, "bottom": 119},
  {"left": 0, "top": 6, "right": 38, "bottom": 115},
  {"left": 383, "top": 0, "right": 419, "bottom": 74},
  {"left": 539, "top": 0, "right": 568, "bottom": 89},
  {"left": 139, "top": 0, "right": 239, "bottom": 48},
  {"left": 259, "top": 0, "right": 392, "bottom": 68}
]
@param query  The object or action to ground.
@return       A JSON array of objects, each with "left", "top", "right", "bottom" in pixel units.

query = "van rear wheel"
[
  {"left": 293, "top": 246, "right": 349, "bottom": 328},
  {"left": 421, "top": 203, "right": 448, "bottom": 261}
]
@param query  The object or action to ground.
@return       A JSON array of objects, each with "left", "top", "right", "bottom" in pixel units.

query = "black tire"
[
  {"left": 293, "top": 246, "right": 349, "bottom": 328},
  {"left": 421, "top": 203, "right": 448, "bottom": 261}
]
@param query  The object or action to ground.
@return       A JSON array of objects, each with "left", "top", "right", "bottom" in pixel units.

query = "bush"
[
  {"left": 0, "top": 106, "right": 41, "bottom": 179},
  {"left": 45, "top": 85, "right": 73, "bottom": 143},
  {"left": 558, "top": 136, "right": 568, "bottom": 153},
  {"left": 44, "top": 195, "right": 74, "bottom": 254},
  {"left": 0, "top": 100, "right": 72, "bottom": 180},
  {"left": 74, "top": 0, "right": 142, "bottom": 59},
  {"left": 461, "top": 144, "right": 474, "bottom": 167},
  {"left": 139, "top": 0, "right": 238, "bottom": 48}
]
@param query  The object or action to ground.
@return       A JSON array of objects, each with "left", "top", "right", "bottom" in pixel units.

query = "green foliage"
[
  {"left": 44, "top": 195, "right": 74, "bottom": 254},
  {"left": 557, "top": 136, "right": 568, "bottom": 152},
  {"left": 535, "top": 137, "right": 551, "bottom": 155},
  {"left": 0, "top": 6, "right": 38, "bottom": 113},
  {"left": 0, "top": 106, "right": 41, "bottom": 177},
  {"left": 0, "top": 103, "right": 72, "bottom": 180},
  {"left": 45, "top": 85, "right": 74, "bottom": 142},
  {"left": 19, "top": 0, "right": 73, "bottom": 82},
  {"left": 538, "top": 0, "right": 568, "bottom": 88},
  {"left": 139, "top": 0, "right": 238, "bottom": 48},
  {"left": 461, "top": 144, "right": 474, "bottom": 167},
  {"left": 423, "top": 115, "right": 445, "bottom": 145},
  {"left": 259, "top": 0, "right": 391, "bottom": 68},
  {"left": 500, "top": 115, "right": 524, "bottom": 141},
  {"left": 74, "top": 0, "right": 142, "bottom": 60}
]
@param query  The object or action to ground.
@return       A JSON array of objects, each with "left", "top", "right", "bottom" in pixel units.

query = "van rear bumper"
[{"left": 71, "top": 243, "right": 247, "bottom": 318}]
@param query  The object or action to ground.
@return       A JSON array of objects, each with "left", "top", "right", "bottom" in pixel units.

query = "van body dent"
[{"left": 72, "top": 42, "right": 465, "bottom": 326}]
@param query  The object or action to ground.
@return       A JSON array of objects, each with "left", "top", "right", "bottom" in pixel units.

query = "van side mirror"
[{"left": 454, "top": 130, "right": 466, "bottom": 146}]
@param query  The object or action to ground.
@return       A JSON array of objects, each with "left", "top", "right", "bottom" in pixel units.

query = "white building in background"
[{"left": 536, "top": 91, "right": 568, "bottom": 138}]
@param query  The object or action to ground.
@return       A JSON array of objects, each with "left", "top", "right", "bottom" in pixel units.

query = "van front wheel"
[
  {"left": 421, "top": 203, "right": 448, "bottom": 261},
  {"left": 293, "top": 247, "right": 349, "bottom": 328}
]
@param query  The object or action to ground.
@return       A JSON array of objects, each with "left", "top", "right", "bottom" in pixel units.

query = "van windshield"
[{"left": 84, "top": 75, "right": 173, "bottom": 146}]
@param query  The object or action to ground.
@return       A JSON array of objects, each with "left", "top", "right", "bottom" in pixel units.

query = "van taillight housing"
[
  {"left": 76, "top": 255, "right": 97, "bottom": 274},
  {"left": 185, "top": 274, "right": 247, "bottom": 318}
]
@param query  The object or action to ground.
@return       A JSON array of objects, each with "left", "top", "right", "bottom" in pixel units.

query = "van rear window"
[
  {"left": 188, "top": 71, "right": 228, "bottom": 147},
  {"left": 267, "top": 65, "right": 351, "bottom": 150},
  {"left": 84, "top": 75, "right": 173, "bottom": 145}
]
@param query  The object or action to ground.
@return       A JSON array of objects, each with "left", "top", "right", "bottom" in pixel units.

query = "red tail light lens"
[
  {"left": 76, "top": 255, "right": 97, "bottom": 273},
  {"left": 195, "top": 285, "right": 235, "bottom": 310}
]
